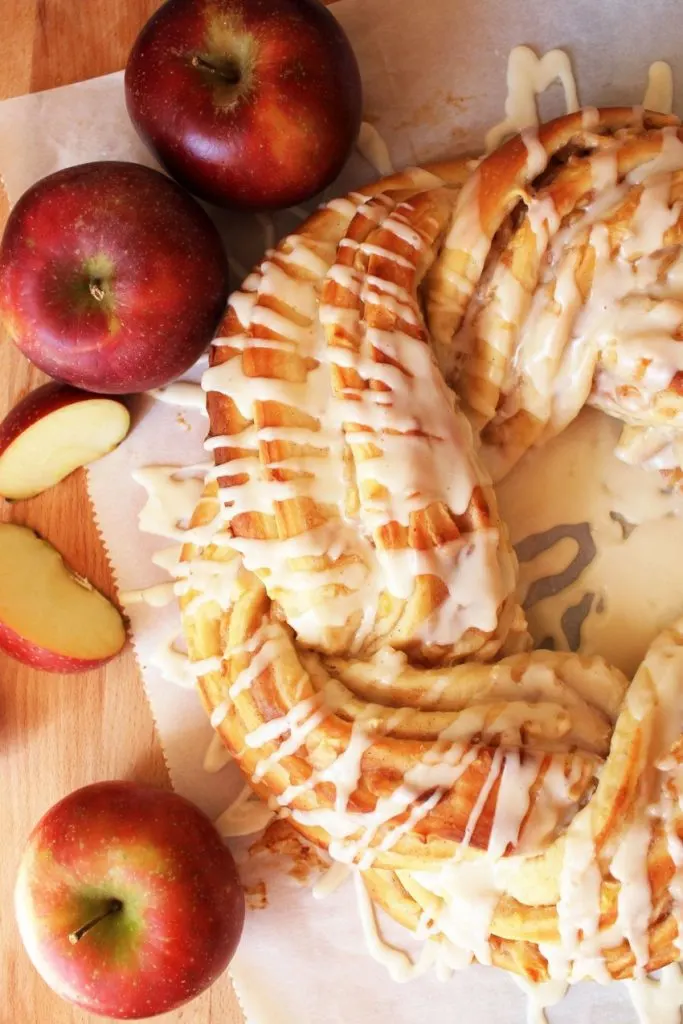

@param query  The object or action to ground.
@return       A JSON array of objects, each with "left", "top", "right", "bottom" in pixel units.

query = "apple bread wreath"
[{"left": 180, "top": 108, "right": 683, "bottom": 989}]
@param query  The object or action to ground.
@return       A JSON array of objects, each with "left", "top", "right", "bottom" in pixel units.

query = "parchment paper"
[{"left": 1, "top": 1, "right": 681, "bottom": 1020}]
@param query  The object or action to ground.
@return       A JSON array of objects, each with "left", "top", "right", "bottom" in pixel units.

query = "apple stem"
[
  {"left": 89, "top": 280, "right": 106, "bottom": 303},
  {"left": 191, "top": 54, "right": 241, "bottom": 85},
  {"left": 68, "top": 898, "right": 123, "bottom": 945}
]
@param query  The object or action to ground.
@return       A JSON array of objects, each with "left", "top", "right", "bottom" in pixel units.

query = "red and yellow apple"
[
  {"left": 0, "top": 161, "right": 229, "bottom": 393},
  {"left": 15, "top": 781, "right": 245, "bottom": 1020},
  {"left": 0, "top": 523, "right": 125, "bottom": 671},
  {"left": 125, "top": 0, "right": 363, "bottom": 210},
  {"left": 0, "top": 382, "right": 130, "bottom": 500}
]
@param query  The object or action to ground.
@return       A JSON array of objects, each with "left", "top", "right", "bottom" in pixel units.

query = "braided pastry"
[{"left": 180, "top": 109, "right": 683, "bottom": 992}]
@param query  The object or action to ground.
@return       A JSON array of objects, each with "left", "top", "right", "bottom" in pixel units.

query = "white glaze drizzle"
[
  {"left": 147, "top": 625, "right": 221, "bottom": 689},
  {"left": 203, "top": 732, "right": 232, "bottom": 773},
  {"left": 625, "top": 964, "right": 683, "bottom": 1024},
  {"left": 611, "top": 819, "right": 654, "bottom": 977},
  {"left": 485, "top": 45, "right": 580, "bottom": 152},
  {"left": 357, "top": 121, "right": 395, "bottom": 176},
  {"left": 214, "top": 784, "right": 275, "bottom": 838},
  {"left": 312, "top": 861, "right": 352, "bottom": 899},
  {"left": 644, "top": 61, "right": 675, "bottom": 115},
  {"left": 133, "top": 465, "right": 218, "bottom": 545},
  {"left": 127, "top": 456, "right": 235, "bottom": 686},
  {"left": 512, "top": 973, "right": 567, "bottom": 1024},
  {"left": 353, "top": 871, "right": 436, "bottom": 982},
  {"left": 147, "top": 381, "right": 208, "bottom": 416}
]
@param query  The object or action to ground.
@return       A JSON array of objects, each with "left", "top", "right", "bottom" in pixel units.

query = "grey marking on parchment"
[
  {"left": 609, "top": 510, "right": 637, "bottom": 540},
  {"left": 513, "top": 522, "right": 603, "bottom": 651},
  {"left": 561, "top": 592, "right": 596, "bottom": 651},
  {"left": 515, "top": 522, "right": 597, "bottom": 610}
]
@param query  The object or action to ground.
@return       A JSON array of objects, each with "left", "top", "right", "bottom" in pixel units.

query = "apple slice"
[
  {"left": 0, "top": 383, "right": 130, "bottom": 501},
  {"left": 0, "top": 524, "right": 126, "bottom": 671}
]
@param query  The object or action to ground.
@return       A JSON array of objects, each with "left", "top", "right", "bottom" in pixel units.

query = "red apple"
[
  {"left": 0, "top": 523, "right": 126, "bottom": 671},
  {"left": 15, "top": 781, "right": 245, "bottom": 1019},
  {"left": 0, "top": 161, "right": 229, "bottom": 393},
  {"left": 125, "top": 0, "right": 363, "bottom": 210},
  {"left": 0, "top": 382, "right": 130, "bottom": 500}
]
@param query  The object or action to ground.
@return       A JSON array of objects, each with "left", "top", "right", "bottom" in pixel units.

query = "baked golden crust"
[
  {"left": 181, "top": 110, "right": 683, "bottom": 986},
  {"left": 364, "top": 625, "right": 683, "bottom": 982},
  {"left": 203, "top": 164, "right": 521, "bottom": 664},
  {"left": 428, "top": 108, "right": 683, "bottom": 480}
]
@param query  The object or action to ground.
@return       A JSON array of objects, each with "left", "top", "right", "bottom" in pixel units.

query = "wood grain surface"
[{"left": 0, "top": 3, "right": 244, "bottom": 1022}]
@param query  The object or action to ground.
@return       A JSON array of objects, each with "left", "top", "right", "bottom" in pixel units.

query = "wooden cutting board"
[{"left": 0, "top": 2, "right": 243, "bottom": 1021}]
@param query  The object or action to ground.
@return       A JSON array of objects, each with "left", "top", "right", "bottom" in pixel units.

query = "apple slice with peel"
[
  {"left": 0, "top": 524, "right": 126, "bottom": 671},
  {"left": 0, "top": 383, "right": 130, "bottom": 500}
]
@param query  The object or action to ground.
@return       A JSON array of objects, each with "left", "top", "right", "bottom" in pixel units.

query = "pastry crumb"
[
  {"left": 249, "top": 819, "right": 327, "bottom": 883},
  {"left": 245, "top": 881, "right": 268, "bottom": 910}
]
